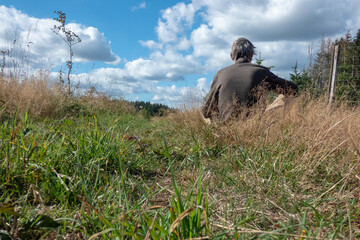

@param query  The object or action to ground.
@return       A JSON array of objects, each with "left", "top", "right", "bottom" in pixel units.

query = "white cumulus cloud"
[
  {"left": 156, "top": 2, "right": 198, "bottom": 43},
  {"left": 0, "top": 5, "right": 120, "bottom": 71},
  {"left": 152, "top": 78, "right": 209, "bottom": 105}
]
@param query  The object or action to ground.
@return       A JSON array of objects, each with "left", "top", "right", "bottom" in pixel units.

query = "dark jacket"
[{"left": 202, "top": 58, "right": 298, "bottom": 122}]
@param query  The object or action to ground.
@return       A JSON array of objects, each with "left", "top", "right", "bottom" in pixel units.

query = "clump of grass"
[{"left": 0, "top": 109, "right": 212, "bottom": 239}]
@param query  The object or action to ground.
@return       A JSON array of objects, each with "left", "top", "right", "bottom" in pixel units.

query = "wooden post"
[{"left": 328, "top": 44, "right": 339, "bottom": 105}]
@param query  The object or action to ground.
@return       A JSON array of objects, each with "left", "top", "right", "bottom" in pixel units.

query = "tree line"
[
  {"left": 133, "top": 101, "right": 172, "bottom": 117},
  {"left": 290, "top": 29, "right": 360, "bottom": 104}
]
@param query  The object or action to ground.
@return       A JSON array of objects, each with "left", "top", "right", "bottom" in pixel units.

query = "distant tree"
[
  {"left": 133, "top": 101, "right": 171, "bottom": 117},
  {"left": 290, "top": 62, "right": 312, "bottom": 93},
  {"left": 309, "top": 36, "right": 332, "bottom": 92},
  {"left": 255, "top": 52, "right": 274, "bottom": 69},
  {"left": 52, "top": 11, "right": 81, "bottom": 95},
  {"left": 336, "top": 30, "right": 360, "bottom": 104},
  {"left": 286, "top": 30, "right": 360, "bottom": 103}
]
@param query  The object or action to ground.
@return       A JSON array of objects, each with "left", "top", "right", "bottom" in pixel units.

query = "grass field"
[{"left": 1, "top": 76, "right": 360, "bottom": 239}]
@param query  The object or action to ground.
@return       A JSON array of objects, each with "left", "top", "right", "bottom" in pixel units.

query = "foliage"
[
  {"left": 304, "top": 30, "right": 360, "bottom": 104},
  {"left": 290, "top": 62, "right": 313, "bottom": 93},
  {"left": 255, "top": 52, "right": 274, "bottom": 69},
  {"left": 133, "top": 100, "right": 171, "bottom": 117},
  {"left": 336, "top": 30, "right": 360, "bottom": 104}
]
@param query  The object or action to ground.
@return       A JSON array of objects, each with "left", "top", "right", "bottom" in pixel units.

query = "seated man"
[{"left": 202, "top": 37, "right": 298, "bottom": 122}]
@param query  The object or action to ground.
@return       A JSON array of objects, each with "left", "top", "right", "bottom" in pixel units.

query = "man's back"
[{"left": 202, "top": 57, "right": 297, "bottom": 122}]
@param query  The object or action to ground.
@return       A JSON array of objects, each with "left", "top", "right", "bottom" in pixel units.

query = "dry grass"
[
  {"left": 168, "top": 93, "right": 360, "bottom": 237},
  {"left": 0, "top": 74, "right": 62, "bottom": 118},
  {"left": 0, "top": 75, "right": 134, "bottom": 119},
  {"left": 78, "top": 92, "right": 135, "bottom": 115},
  {"left": 174, "top": 93, "right": 360, "bottom": 166}
]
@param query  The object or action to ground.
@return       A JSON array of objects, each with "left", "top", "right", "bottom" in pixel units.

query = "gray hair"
[{"left": 231, "top": 38, "right": 255, "bottom": 61}]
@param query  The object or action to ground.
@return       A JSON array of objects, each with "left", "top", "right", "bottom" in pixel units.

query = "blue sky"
[
  {"left": 0, "top": 1, "right": 182, "bottom": 68},
  {"left": 1, "top": 0, "right": 359, "bottom": 106}
]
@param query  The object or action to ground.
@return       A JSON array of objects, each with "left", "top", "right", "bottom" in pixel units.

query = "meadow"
[{"left": 0, "top": 75, "right": 360, "bottom": 239}]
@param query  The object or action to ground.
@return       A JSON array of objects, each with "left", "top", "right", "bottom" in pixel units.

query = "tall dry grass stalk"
[{"left": 0, "top": 73, "right": 64, "bottom": 118}]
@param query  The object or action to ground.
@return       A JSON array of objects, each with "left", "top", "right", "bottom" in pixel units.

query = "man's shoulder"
[
  {"left": 241, "top": 62, "right": 270, "bottom": 70},
  {"left": 213, "top": 66, "right": 230, "bottom": 79},
  {"left": 221, "top": 62, "right": 271, "bottom": 74},
  {"left": 215, "top": 63, "right": 272, "bottom": 80}
]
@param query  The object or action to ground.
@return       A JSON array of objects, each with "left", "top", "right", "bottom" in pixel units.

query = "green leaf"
[{"left": 23, "top": 215, "right": 61, "bottom": 230}]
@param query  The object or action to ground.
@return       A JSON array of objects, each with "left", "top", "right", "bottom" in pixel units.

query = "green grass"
[{"left": 1, "top": 103, "right": 359, "bottom": 239}]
